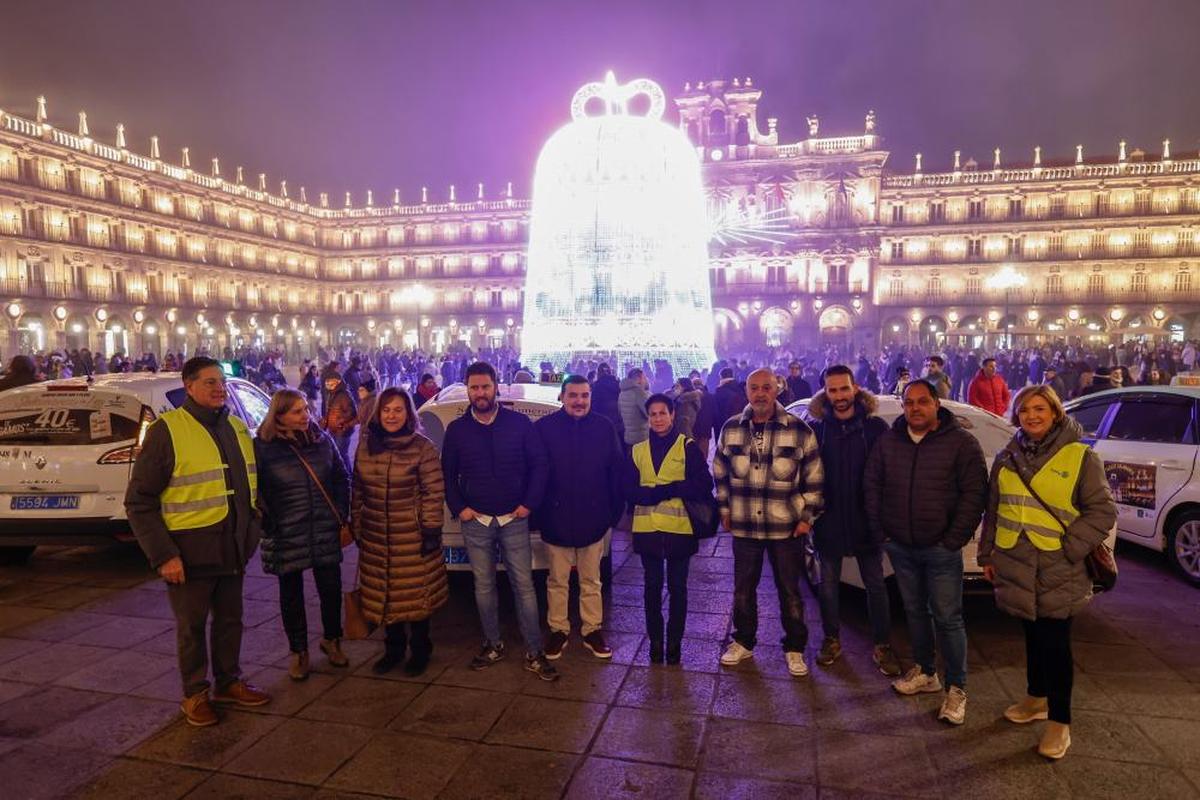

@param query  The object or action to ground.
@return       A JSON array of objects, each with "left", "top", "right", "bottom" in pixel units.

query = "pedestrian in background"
[
  {"left": 535, "top": 375, "right": 625, "bottom": 660},
  {"left": 619, "top": 367, "right": 650, "bottom": 448},
  {"left": 978, "top": 385, "right": 1116, "bottom": 759},
  {"left": 353, "top": 387, "right": 448, "bottom": 676},
  {"left": 865, "top": 379, "right": 987, "bottom": 725},
  {"left": 254, "top": 389, "right": 349, "bottom": 681},
  {"left": 625, "top": 393, "right": 713, "bottom": 664},
  {"left": 968, "top": 357, "right": 1011, "bottom": 416}
]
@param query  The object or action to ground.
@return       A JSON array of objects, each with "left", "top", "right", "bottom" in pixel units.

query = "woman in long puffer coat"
[
  {"left": 254, "top": 389, "right": 350, "bottom": 681},
  {"left": 352, "top": 387, "right": 447, "bottom": 676},
  {"left": 978, "top": 384, "right": 1115, "bottom": 761}
]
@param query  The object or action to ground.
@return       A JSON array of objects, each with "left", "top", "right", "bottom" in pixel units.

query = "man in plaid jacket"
[{"left": 713, "top": 368, "right": 824, "bottom": 677}]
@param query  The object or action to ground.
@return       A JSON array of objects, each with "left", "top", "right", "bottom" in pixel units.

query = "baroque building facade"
[{"left": 0, "top": 79, "right": 1197, "bottom": 360}]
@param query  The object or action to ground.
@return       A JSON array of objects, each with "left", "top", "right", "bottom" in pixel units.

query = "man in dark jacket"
[
  {"left": 692, "top": 378, "right": 717, "bottom": 458},
  {"left": 125, "top": 356, "right": 270, "bottom": 728},
  {"left": 864, "top": 379, "right": 987, "bottom": 726},
  {"left": 591, "top": 362, "right": 623, "bottom": 440},
  {"left": 441, "top": 362, "right": 557, "bottom": 680},
  {"left": 786, "top": 361, "right": 813, "bottom": 402},
  {"left": 805, "top": 365, "right": 900, "bottom": 676},
  {"left": 534, "top": 375, "right": 624, "bottom": 660},
  {"left": 713, "top": 367, "right": 744, "bottom": 428}
]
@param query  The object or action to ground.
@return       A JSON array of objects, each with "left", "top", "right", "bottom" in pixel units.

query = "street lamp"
[{"left": 985, "top": 265, "right": 1028, "bottom": 349}]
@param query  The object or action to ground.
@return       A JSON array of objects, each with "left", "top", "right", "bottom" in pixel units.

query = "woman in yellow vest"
[
  {"left": 623, "top": 393, "right": 714, "bottom": 665},
  {"left": 979, "top": 384, "right": 1116, "bottom": 760}
]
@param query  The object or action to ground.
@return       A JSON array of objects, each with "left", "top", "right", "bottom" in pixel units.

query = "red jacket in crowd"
[{"left": 967, "top": 369, "right": 1011, "bottom": 416}]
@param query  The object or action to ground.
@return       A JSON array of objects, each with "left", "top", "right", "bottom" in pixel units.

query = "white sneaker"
[
  {"left": 720, "top": 641, "right": 754, "bottom": 666},
  {"left": 785, "top": 651, "right": 809, "bottom": 677},
  {"left": 892, "top": 665, "right": 943, "bottom": 695},
  {"left": 939, "top": 686, "right": 968, "bottom": 725}
]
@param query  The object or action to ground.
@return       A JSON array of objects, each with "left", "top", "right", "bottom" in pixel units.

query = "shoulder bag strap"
[
  {"left": 1006, "top": 453, "right": 1070, "bottom": 533},
  {"left": 288, "top": 442, "right": 345, "bottom": 525}
]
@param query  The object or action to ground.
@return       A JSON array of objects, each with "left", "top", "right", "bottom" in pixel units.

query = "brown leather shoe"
[
  {"left": 320, "top": 638, "right": 349, "bottom": 668},
  {"left": 180, "top": 691, "right": 218, "bottom": 727},
  {"left": 288, "top": 651, "right": 310, "bottom": 681},
  {"left": 212, "top": 680, "right": 271, "bottom": 707}
]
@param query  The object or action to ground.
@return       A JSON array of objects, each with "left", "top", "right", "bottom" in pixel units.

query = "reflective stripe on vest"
[
  {"left": 158, "top": 408, "right": 258, "bottom": 532},
  {"left": 995, "top": 442, "right": 1087, "bottom": 552},
  {"left": 631, "top": 434, "right": 693, "bottom": 536}
]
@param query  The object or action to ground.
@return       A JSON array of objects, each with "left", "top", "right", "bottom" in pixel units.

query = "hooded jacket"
[
  {"left": 618, "top": 376, "right": 649, "bottom": 445},
  {"left": 806, "top": 389, "right": 889, "bottom": 557},
  {"left": 864, "top": 405, "right": 988, "bottom": 550},
  {"left": 978, "top": 417, "right": 1115, "bottom": 620}
]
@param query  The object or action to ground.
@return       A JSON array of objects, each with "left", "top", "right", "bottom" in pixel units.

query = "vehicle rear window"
[
  {"left": 1068, "top": 400, "right": 1115, "bottom": 437},
  {"left": 1106, "top": 398, "right": 1195, "bottom": 445},
  {"left": 0, "top": 407, "right": 142, "bottom": 445}
]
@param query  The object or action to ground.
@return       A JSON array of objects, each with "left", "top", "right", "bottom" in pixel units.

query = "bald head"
[{"left": 746, "top": 368, "right": 779, "bottom": 421}]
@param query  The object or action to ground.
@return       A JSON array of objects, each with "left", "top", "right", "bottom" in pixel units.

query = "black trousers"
[
  {"left": 386, "top": 618, "right": 432, "bottom": 659},
  {"left": 641, "top": 553, "right": 691, "bottom": 645},
  {"left": 732, "top": 536, "right": 808, "bottom": 652},
  {"left": 278, "top": 564, "right": 343, "bottom": 653},
  {"left": 1023, "top": 617, "right": 1074, "bottom": 724},
  {"left": 166, "top": 574, "right": 244, "bottom": 697}
]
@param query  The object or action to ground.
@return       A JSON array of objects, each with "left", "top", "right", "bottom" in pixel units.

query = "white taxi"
[
  {"left": 790, "top": 395, "right": 1018, "bottom": 592},
  {"left": 1064, "top": 383, "right": 1200, "bottom": 585},
  {"left": 417, "top": 382, "right": 566, "bottom": 571},
  {"left": 0, "top": 372, "right": 272, "bottom": 564}
]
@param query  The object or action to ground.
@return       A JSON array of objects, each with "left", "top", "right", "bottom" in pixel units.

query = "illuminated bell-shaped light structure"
[{"left": 520, "top": 72, "right": 717, "bottom": 373}]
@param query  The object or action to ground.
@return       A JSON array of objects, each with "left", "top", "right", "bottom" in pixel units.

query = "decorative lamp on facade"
[
  {"left": 95, "top": 307, "right": 108, "bottom": 323},
  {"left": 366, "top": 318, "right": 376, "bottom": 331},
  {"left": 421, "top": 318, "right": 430, "bottom": 327},
  {"left": 505, "top": 317, "right": 515, "bottom": 328},
  {"left": 910, "top": 310, "right": 922, "bottom": 324},
  {"left": 1153, "top": 307, "right": 1167, "bottom": 321},
  {"left": 852, "top": 298, "right": 863, "bottom": 311},
  {"left": 195, "top": 312, "right": 205, "bottom": 325},
  {"left": 1026, "top": 309, "right": 1039, "bottom": 322},
  {"left": 1109, "top": 307, "right": 1124, "bottom": 322},
  {"left": 1068, "top": 308, "right": 1080, "bottom": 321},
  {"left": 175, "top": 326, "right": 187, "bottom": 336},
  {"left": 248, "top": 315, "right": 258, "bottom": 329},
  {"left": 145, "top": 324, "right": 157, "bottom": 335},
  {"left": 166, "top": 309, "right": 177, "bottom": 324},
  {"left": 813, "top": 298, "right": 824, "bottom": 311},
  {"left": 6, "top": 302, "right": 22, "bottom": 319},
  {"left": 947, "top": 310, "right": 959, "bottom": 324},
  {"left": 53, "top": 305, "right": 68, "bottom": 322},
  {"left": 132, "top": 309, "right": 145, "bottom": 324},
  {"left": 987, "top": 310, "right": 1000, "bottom": 322}
]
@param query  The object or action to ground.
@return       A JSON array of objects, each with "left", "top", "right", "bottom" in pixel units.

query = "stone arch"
[{"left": 759, "top": 307, "right": 794, "bottom": 347}]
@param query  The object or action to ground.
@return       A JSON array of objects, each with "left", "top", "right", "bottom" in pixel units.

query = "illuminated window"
[
  {"left": 929, "top": 202, "right": 946, "bottom": 223},
  {"left": 1088, "top": 273, "right": 1105, "bottom": 297},
  {"left": 1175, "top": 271, "right": 1192, "bottom": 294},
  {"left": 890, "top": 241, "right": 905, "bottom": 261},
  {"left": 1045, "top": 274, "right": 1063, "bottom": 296},
  {"left": 891, "top": 205, "right": 904, "bottom": 223}
]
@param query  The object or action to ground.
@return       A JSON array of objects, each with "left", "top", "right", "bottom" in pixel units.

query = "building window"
[
  {"left": 490, "top": 290, "right": 502, "bottom": 309},
  {"left": 967, "top": 238, "right": 982, "bottom": 259},
  {"left": 926, "top": 276, "right": 942, "bottom": 299},
  {"left": 888, "top": 277, "right": 904, "bottom": 298},
  {"left": 1050, "top": 197, "right": 1065, "bottom": 218},
  {"left": 1175, "top": 271, "right": 1192, "bottom": 294},
  {"left": 1133, "top": 231, "right": 1151, "bottom": 255},
  {"left": 929, "top": 201, "right": 945, "bottom": 223},
  {"left": 1007, "top": 236, "right": 1023, "bottom": 257},
  {"left": 1008, "top": 198, "right": 1023, "bottom": 219},
  {"left": 891, "top": 204, "right": 905, "bottom": 223},
  {"left": 1131, "top": 272, "right": 1147, "bottom": 293},
  {"left": 1045, "top": 274, "right": 1063, "bottom": 296},
  {"left": 968, "top": 199, "right": 983, "bottom": 220},
  {"left": 965, "top": 275, "right": 982, "bottom": 296},
  {"left": 890, "top": 241, "right": 905, "bottom": 261},
  {"left": 1048, "top": 235, "right": 1064, "bottom": 257},
  {"left": 1088, "top": 273, "right": 1105, "bottom": 297}
]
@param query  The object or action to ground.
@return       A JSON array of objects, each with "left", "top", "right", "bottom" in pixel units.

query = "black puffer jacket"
[
  {"left": 864, "top": 406, "right": 988, "bottom": 550},
  {"left": 254, "top": 425, "right": 350, "bottom": 576}
]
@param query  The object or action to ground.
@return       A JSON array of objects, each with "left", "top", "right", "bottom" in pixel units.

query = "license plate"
[
  {"left": 445, "top": 546, "right": 471, "bottom": 566},
  {"left": 10, "top": 494, "right": 81, "bottom": 510}
]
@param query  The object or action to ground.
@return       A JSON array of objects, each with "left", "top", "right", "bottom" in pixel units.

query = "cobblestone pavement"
[{"left": 0, "top": 531, "right": 1197, "bottom": 799}]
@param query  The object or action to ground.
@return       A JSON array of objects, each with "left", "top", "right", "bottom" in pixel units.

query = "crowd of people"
[{"left": 109, "top": 342, "right": 1126, "bottom": 761}]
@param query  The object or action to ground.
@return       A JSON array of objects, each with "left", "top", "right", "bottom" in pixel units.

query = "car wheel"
[
  {"left": 1167, "top": 510, "right": 1200, "bottom": 586},
  {"left": 802, "top": 539, "right": 821, "bottom": 590},
  {"left": 0, "top": 546, "right": 35, "bottom": 566}
]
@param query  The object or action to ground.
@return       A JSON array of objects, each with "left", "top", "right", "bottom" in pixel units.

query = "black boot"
[
  {"left": 649, "top": 640, "right": 665, "bottom": 664},
  {"left": 405, "top": 643, "right": 433, "bottom": 677},
  {"left": 666, "top": 640, "right": 682, "bottom": 665},
  {"left": 373, "top": 651, "right": 402, "bottom": 675}
]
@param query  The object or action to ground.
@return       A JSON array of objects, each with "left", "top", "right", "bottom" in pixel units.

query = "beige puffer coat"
[
  {"left": 978, "top": 418, "right": 1116, "bottom": 620},
  {"left": 351, "top": 430, "right": 447, "bottom": 625}
]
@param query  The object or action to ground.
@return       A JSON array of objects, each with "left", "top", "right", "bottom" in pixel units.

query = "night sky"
[{"left": 2, "top": 0, "right": 1198, "bottom": 203}]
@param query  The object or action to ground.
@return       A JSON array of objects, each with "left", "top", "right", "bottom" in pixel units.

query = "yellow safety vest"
[
  {"left": 995, "top": 442, "right": 1087, "bottom": 551},
  {"left": 632, "top": 434, "right": 693, "bottom": 536},
  {"left": 158, "top": 408, "right": 258, "bottom": 532}
]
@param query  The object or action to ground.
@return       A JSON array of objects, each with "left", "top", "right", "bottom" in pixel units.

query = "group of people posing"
[{"left": 125, "top": 355, "right": 1115, "bottom": 762}]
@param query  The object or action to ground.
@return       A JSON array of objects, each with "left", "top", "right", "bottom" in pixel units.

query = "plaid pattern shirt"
[{"left": 713, "top": 402, "right": 825, "bottom": 540}]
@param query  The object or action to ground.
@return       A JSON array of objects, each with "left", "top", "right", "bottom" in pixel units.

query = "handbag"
[
  {"left": 288, "top": 443, "right": 353, "bottom": 548},
  {"left": 684, "top": 494, "right": 720, "bottom": 539},
  {"left": 1009, "top": 456, "right": 1118, "bottom": 593},
  {"left": 342, "top": 587, "right": 374, "bottom": 640}
]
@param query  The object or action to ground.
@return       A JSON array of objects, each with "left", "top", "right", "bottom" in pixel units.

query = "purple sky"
[{"left": 2, "top": 0, "right": 1198, "bottom": 202}]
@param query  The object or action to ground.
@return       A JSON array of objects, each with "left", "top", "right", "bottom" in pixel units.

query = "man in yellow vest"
[{"left": 126, "top": 356, "right": 270, "bottom": 727}]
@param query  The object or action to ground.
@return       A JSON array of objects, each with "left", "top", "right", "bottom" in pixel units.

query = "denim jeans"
[
  {"left": 732, "top": 536, "right": 808, "bottom": 652},
  {"left": 461, "top": 516, "right": 544, "bottom": 655},
  {"left": 817, "top": 549, "right": 891, "bottom": 645},
  {"left": 641, "top": 553, "right": 691, "bottom": 646},
  {"left": 278, "top": 564, "right": 343, "bottom": 653},
  {"left": 885, "top": 541, "right": 967, "bottom": 689}
]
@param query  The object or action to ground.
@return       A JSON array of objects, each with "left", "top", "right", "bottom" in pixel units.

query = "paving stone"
[
  {"left": 991, "top": 663, "right": 1118, "bottom": 714},
  {"left": 1132, "top": 715, "right": 1200, "bottom": 767},
  {"left": 521, "top": 657, "right": 629, "bottom": 703},
  {"left": 433, "top": 646, "right": 534, "bottom": 693},
  {"left": 129, "top": 666, "right": 186, "bottom": 701},
  {"left": 590, "top": 705, "right": 706, "bottom": 767},
  {"left": 65, "top": 614, "right": 174, "bottom": 648},
  {"left": 0, "top": 605, "right": 66, "bottom": 635},
  {"left": 324, "top": 729, "right": 473, "bottom": 798},
  {"left": 565, "top": 755, "right": 694, "bottom": 799},
  {"left": 438, "top": 743, "right": 577, "bottom": 800},
  {"left": 928, "top": 724, "right": 1071, "bottom": 799},
  {"left": 692, "top": 772, "right": 818, "bottom": 800},
  {"left": 297, "top": 674, "right": 422, "bottom": 727},
  {"left": 5, "top": 610, "right": 121, "bottom": 643},
  {"left": 186, "top": 772, "right": 316, "bottom": 799},
  {"left": 55, "top": 648, "right": 177, "bottom": 693},
  {"left": 1073, "top": 641, "right": 1180, "bottom": 678},
  {"left": 79, "top": 588, "right": 177, "bottom": 620},
  {"left": 616, "top": 666, "right": 717, "bottom": 715},
  {"left": 39, "top": 694, "right": 179, "bottom": 754},
  {"left": 389, "top": 683, "right": 514, "bottom": 740},
  {"left": 699, "top": 717, "right": 817, "bottom": 784},
  {"left": 712, "top": 671, "right": 814, "bottom": 726},
  {"left": 634, "top": 636, "right": 722, "bottom": 672},
  {"left": 811, "top": 675, "right": 936, "bottom": 736},
  {"left": 1053, "top": 754, "right": 1197, "bottom": 799},
  {"left": 0, "top": 579, "right": 62, "bottom": 604},
  {"left": 816, "top": 728, "right": 939, "bottom": 797},
  {"left": 485, "top": 693, "right": 607, "bottom": 753},
  {"left": 0, "top": 685, "right": 115, "bottom": 738},
  {"left": 22, "top": 584, "right": 119, "bottom": 611},
  {"left": 223, "top": 717, "right": 374, "bottom": 785},
  {"left": 238, "top": 665, "right": 343, "bottom": 716},
  {"left": 1065, "top": 709, "right": 1171, "bottom": 764},
  {"left": 0, "top": 678, "right": 34, "bottom": 705},
  {"left": 0, "top": 635, "right": 50, "bottom": 665},
  {"left": 597, "top": 630, "right": 645, "bottom": 664},
  {"left": 133, "top": 708, "right": 285, "bottom": 769},
  {"left": 1090, "top": 675, "right": 1200, "bottom": 720},
  {"left": 75, "top": 757, "right": 210, "bottom": 799},
  {"left": 0, "top": 640, "right": 116, "bottom": 683},
  {"left": 0, "top": 741, "right": 114, "bottom": 800}
]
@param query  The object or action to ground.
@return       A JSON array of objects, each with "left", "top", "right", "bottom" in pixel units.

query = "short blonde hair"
[
  {"left": 1010, "top": 384, "right": 1065, "bottom": 428},
  {"left": 257, "top": 388, "right": 308, "bottom": 442}
]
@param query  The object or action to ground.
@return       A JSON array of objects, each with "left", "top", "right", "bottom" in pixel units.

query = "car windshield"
[{"left": 0, "top": 405, "right": 143, "bottom": 446}]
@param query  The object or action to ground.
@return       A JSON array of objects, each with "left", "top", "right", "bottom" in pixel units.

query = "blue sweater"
[{"left": 441, "top": 405, "right": 549, "bottom": 518}]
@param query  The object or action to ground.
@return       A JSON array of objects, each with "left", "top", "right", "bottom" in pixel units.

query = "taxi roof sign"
[{"left": 1171, "top": 372, "right": 1200, "bottom": 387}]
